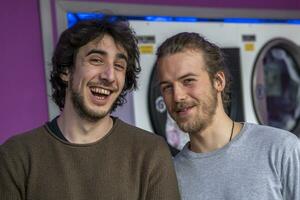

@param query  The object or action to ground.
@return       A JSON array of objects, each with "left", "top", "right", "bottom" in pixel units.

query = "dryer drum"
[
  {"left": 252, "top": 38, "right": 300, "bottom": 136},
  {"left": 148, "top": 48, "right": 244, "bottom": 156}
]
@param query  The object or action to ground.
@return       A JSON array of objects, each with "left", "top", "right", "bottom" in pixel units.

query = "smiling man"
[
  {"left": 155, "top": 32, "right": 300, "bottom": 200},
  {"left": 0, "top": 19, "right": 180, "bottom": 200}
]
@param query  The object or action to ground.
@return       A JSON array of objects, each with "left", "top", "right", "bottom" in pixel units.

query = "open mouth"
[{"left": 90, "top": 87, "right": 111, "bottom": 100}]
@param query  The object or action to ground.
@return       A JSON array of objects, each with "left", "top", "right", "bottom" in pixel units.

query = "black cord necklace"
[{"left": 229, "top": 120, "right": 234, "bottom": 142}]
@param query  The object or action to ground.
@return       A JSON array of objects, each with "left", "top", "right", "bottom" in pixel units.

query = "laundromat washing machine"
[{"left": 238, "top": 23, "right": 300, "bottom": 135}]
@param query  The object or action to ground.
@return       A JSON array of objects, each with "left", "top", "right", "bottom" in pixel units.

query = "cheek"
[
  {"left": 70, "top": 70, "right": 91, "bottom": 89},
  {"left": 117, "top": 72, "right": 126, "bottom": 87},
  {"left": 162, "top": 94, "right": 173, "bottom": 109},
  {"left": 71, "top": 73, "right": 83, "bottom": 86},
  {"left": 188, "top": 87, "right": 204, "bottom": 99}
]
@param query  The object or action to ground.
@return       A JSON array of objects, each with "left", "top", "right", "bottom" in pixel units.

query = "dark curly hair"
[
  {"left": 155, "top": 32, "right": 231, "bottom": 109},
  {"left": 50, "top": 18, "right": 140, "bottom": 111}
]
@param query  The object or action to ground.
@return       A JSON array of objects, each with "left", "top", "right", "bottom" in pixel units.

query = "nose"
[
  {"left": 100, "top": 64, "right": 115, "bottom": 83},
  {"left": 173, "top": 84, "right": 186, "bottom": 103}
]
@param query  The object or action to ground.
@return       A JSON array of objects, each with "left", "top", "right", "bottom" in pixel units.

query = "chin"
[{"left": 90, "top": 106, "right": 111, "bottom": 117}]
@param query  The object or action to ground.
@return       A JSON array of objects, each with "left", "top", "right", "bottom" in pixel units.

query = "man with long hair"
[
  {"left": 0, "top": 19, "right": 180, "bottom": 200},
  {"left": 156, "top": 32, "right": 300, "bottom": 200}
]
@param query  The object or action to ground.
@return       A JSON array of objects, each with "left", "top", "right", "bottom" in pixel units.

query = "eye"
[
  {"left": 161, "top": 84, "right": 173, "bottom": 93},
  {"left": 114, "top": 61, "right": 127, "bottom": 71},
  {"left": 183, "top": 78, "right": 195, "bottom": 85},
  {"left": 114, "top": 63, "right": 126, "bottom": 71},
  {"left": 89, "top": 57, "right": 104, "bottom": 65}
]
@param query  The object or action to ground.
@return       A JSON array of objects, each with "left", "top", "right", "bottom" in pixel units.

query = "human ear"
[
  {"left": 213, "top": 71, "right": 226, "bottom": 92},
  {"left": 60, "top": 69, "right": 70, "bottom": 82}
]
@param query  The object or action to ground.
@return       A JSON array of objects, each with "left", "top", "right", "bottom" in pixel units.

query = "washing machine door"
[
  {"left": 148, "top": 48, "right": 244, "bottom": 156},
  {"left": 252, "top": 38, "right": 300, "bottom": 137}
]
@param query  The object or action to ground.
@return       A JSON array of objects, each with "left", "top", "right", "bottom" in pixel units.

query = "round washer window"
[{"left": 252, "top": 38, "right": 300, "bottom": 136}]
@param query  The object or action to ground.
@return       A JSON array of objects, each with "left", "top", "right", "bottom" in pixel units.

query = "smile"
[
  {"left": 174, "top": 106, "right": 192, "bottom": 117},
  {"left": 90, "top": 87, "right": 111, "bottom": 99},
  {"left": 174, "top": 103, "right": 194, "bottom": 113}
]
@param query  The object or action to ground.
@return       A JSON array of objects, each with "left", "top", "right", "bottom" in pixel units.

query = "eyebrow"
[
  {"left": 159, "top": 73, "right": 198, "bottom": 86},
  {"left": 86, "top": 49, "right": 128, "bottom": 63},
  {"left": 86, "top": 49, "right": 106, "bottom": 57}
]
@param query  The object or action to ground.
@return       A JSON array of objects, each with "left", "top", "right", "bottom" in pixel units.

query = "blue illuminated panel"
[{"left": 67, "top": 12, "right": 300, "bottom": 27}]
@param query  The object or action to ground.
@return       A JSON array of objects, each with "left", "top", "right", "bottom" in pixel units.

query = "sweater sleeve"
[
  {"left": 0, "top": 144, "right": 25, "bottom": 200},
  {"left": 145, "top": 138, "right": 180, "bottom": 200},
  {"left": 282, "top": 138, "right": 300, "bottom": 200}
]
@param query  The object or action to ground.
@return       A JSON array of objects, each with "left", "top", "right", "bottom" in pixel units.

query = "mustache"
[
  {"left": 173, "top": 101, "right": 197, "bottom": 112},
  {"left": 87, "top": 82, "right": 118, "bottom": 92}
]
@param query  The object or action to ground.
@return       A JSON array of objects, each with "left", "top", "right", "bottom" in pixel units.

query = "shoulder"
[
  {"left": 1, "top": 125, "right": 48, "bottom": 154},
  {"left": 114, "top": 118, "right": 166, "bottom": 143},
  {"left": 0, "top": 125, "right": 49, "bottom": 174},
  {"left": 243, "top": 123, "right": 300, "bottom": 154},
  {"left": 113, "top": 118, "right": 170, "bottom": 153},
  {"left": 244, "top": 123, "right": 298, "bottom": 143}
]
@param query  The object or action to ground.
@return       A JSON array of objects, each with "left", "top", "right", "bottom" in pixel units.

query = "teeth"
[
  {"left": 177, "top": 107, "right": 188, "bottom": 113},
  {"left": 90, "top": 87, "right": 111, "bottom": 95}
]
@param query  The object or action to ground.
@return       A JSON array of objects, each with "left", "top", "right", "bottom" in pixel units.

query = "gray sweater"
[{"left": 174, "top": 123, "right": 300, "bottom": 200}]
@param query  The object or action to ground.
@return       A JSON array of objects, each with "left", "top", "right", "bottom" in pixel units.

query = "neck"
[
  {"left": 57, "top": 102, "right": 113, "bottom": 144},
  {"left": 188, "top": 110, "right": 241, "bottom": 153}
]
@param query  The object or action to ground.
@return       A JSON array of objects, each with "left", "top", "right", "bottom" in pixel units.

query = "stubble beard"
[
  {"left": 174, "top": 88, "right": 218, "bottom": 134},
  {"left": 69, "top": 77, "right": 115, "bottom": 123},
  {"left": 71, "top": 90, "right": 110, "bottom": 123}
]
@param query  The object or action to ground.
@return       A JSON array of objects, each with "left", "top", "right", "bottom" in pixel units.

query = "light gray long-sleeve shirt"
[{"left": 174, "top": 123, "right": 300, "bottom": 200}]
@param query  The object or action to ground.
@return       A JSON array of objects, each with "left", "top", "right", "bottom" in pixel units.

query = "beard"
[
  {"left": 173, "top": 88, "right": 218, "bottom": 134},
  {"left": 70, "top": 90, "right": 110, "bottom": 123},
  {"left": 69, "top": 76, "right": 113, "bottom": 123}
]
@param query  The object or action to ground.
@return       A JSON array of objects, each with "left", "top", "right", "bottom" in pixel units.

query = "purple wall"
[
  {"left": 73, "top": 0, "right": 300, "bottom": 10},
  {"left": 0, "top": 0, "right": 48, "bottom": 144},
  {"left": 1, "top": 0, "right": 300, "bottom": 144}
]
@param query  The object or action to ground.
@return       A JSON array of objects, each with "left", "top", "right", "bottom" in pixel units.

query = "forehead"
[
  {"left": 157, "top": 50, "right": 207, "bottom": 80},
  {"left": 78, "top": 34, "right": 127, "bottom": 57}
]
